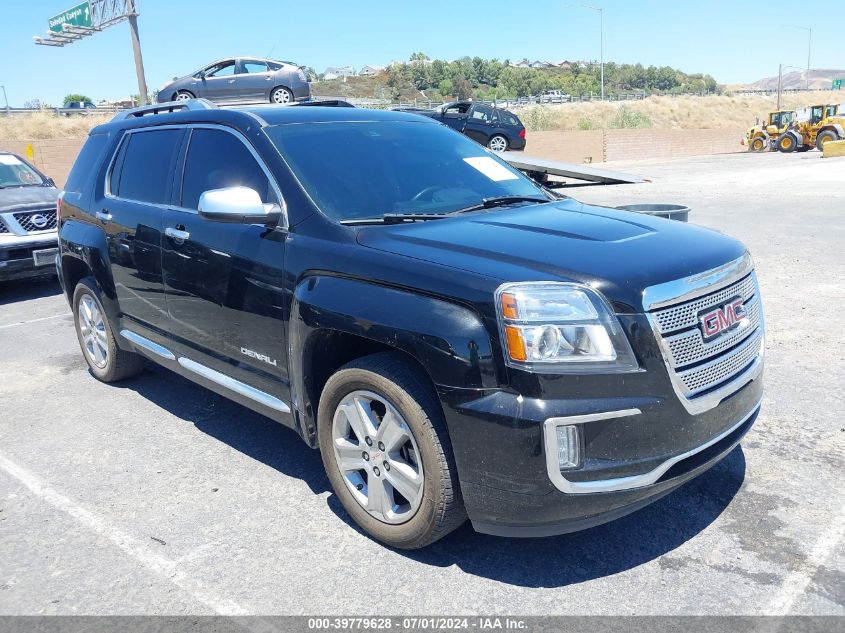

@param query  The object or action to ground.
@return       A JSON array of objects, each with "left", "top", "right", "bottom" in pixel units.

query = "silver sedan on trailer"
[{"left": 156, "top": 57, "right": 312, "bottom": 105}]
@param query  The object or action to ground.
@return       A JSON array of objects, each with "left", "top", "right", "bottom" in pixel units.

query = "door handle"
[
  {"left": 228, "top": 79, "right": 236, "bottom": 83},
  {"left": 96, "top": 210, "right": 112, "bottom": 222},
  {"left": 165, "top": 227, "right": 190, "bottom": 242}
]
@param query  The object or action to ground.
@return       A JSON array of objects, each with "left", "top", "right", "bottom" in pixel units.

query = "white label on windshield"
[
  {"left": 463, "top": 156, "right": 519, "bottom": 182},
  {"left": 0, "top": 155, "right": 23, "bottom": 166}
]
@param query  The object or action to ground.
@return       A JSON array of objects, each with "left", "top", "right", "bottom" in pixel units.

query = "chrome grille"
[
  {"left": 664, "top": 295, "right": 761, "bottom": 368},
  {"left": 654, "top": 274, "right": 756, "bottom": 334},
  {"left": 13, "top": 209, "right": 57, "bottom": 232},
  {"left": 649, "top": 269, "right": 764, "bottom": 408}
]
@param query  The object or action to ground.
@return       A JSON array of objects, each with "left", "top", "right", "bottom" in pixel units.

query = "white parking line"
[
  {"left": 0, "top": 313, "right": 67, "bottom": 330},
  {"left": 0, "top": 452, "right": 249, "bottom": 616},
  {"left": 768, "top": 505, "right": 845, "bottom": 614}
]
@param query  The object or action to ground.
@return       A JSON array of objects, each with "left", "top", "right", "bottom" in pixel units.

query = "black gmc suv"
[{"left": 58, "top": 99, "right": 764, "bottom": 549}]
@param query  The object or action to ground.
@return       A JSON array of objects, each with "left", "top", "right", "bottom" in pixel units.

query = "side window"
[
  {"left": 470, "top": 106, "right": 492, "bottom": 122},
  {"left": 113, "top": 129, "right": 181, "bottom": 204},
  {"left": 65, "top": 133, "right": 108, "bottom": 193},
  {"left": 243, "top": 61, "right": 269, "bottom": 74},
  {"left": 207, "top": 61, "right": 236, "bottom": 77},
  {"left": 180, "top": 128, "right": 278, "bottom": 211}
]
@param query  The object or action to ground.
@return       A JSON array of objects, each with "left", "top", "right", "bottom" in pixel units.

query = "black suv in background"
[
  {"left": 58, "top": 99, "right": 764, "bottom": 548},
  {"left": 397, "top": 101, "right": 527, "bottom": 152}
]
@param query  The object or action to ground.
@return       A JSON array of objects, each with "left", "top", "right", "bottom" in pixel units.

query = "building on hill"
[
  {"left": 324, "top": 66, "right": 355, "bottom": 80},
  {"left": 360, "top": 65, "right": 384, "bottom": 76}
]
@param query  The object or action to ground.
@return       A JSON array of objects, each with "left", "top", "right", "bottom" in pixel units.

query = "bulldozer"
[
  {"left": 776, "top": 104, "right": 845, "bottom": 152},
  {"left": 744, "top": 110, "right": 795, "bottom": 152}
]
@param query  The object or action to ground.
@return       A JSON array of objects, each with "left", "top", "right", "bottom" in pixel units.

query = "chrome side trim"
[
  {"left": 641, "top": 252, "right": 754, "bottom": 311},
  {"left": 544, "top": 401, "right": 761, "bottom": 494},
  {"left": 119, "top": 329, "right": 176, "bottom": 360},
  {"left": 177, "top": 357, "right": 290, "bottom": 413}
]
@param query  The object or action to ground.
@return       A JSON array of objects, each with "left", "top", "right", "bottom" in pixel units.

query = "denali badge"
[
  {"left": 700, "top": 298, "right": 746, "bottom": 340},
  {"left": 240, "top": 347, "right": 278, "bottom": 367}
]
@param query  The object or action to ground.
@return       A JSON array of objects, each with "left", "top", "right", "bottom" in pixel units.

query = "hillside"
[{"left": 743, "top": 69, "right": 845, "bottom": 91}]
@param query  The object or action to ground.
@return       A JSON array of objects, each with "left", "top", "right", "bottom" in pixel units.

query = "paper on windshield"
[
  {"left": 0, "top": 155, "right": 24, "bottom": 166},
  {"left": 463, "top": 156, "right": 519, "bottom": 182}
]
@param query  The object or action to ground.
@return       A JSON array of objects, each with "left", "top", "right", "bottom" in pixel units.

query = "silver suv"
[
  {"left": 156, "top": 57, "right": 312, "bottom": 105},
  {"left": 0, "top": 152, "right": 59, "bottom": 282}
]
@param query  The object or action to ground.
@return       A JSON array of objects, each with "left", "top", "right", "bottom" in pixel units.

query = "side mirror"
[{"left": 198, "top": 187, "right": 281, "bottom": 225}]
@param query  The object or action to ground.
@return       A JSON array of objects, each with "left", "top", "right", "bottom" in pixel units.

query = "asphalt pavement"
[{"left": 0, "top": 151, "right": 842, "bottom": 616}]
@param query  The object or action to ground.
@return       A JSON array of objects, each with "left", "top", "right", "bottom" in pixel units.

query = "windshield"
[
  {"left": 0, "top": 154, "right": 46, "bottom": 188},
  {"left": 264, "top": 120, "right": 546, "bottom": 222}
]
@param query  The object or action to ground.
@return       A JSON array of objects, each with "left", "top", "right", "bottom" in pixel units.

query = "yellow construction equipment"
[
  {"left": 744, "top": 110, "right": 795, "bottom": 152},
  {"left": 776, "top": 104, "right": 845, "bottom": 152}
]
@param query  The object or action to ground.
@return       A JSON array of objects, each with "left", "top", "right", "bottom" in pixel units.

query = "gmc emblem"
[{"left": 700, "top": 298, "right": 746, "bottom": 340}]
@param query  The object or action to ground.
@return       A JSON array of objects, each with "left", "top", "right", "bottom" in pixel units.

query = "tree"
[
  {"left": 23, "top": 99, "right": 42, "bottom": 109},
  {"left": 409, "top": 52, "right": 429, "bottom": 62},
  {"left": 63, "top": 93, "right": 92, "bottom": 105},
  {"left": 452, "top": 73, "right": 472, "bottom": 99}
]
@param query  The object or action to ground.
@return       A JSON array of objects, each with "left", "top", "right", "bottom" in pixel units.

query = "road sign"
[
  {"left": 833, "top": 79, "right": 843, "bottom": 90},
  {"left": 49, "top": 2, "right": 93, "bottom": 33}
]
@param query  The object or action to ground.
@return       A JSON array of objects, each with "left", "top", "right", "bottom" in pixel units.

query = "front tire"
[
  {"left": 776, "top": 133, "right": 797, "bottom": 153},
  {"left": 317, "top": 353, "right": 466, "bottom": 549},
  {"left": 749, "top": 136, "right": 767, "bottom": 152},
  {"left": 72, "top": 278, "right": 145, "bottom": 382},
  {"left": 816, "top": 130, "right": 838, "bottom": 151},
  {"left": 271, "top": 87, "right": 293, "bottom": 104},
  {"left": 487, "top": 134, "right": 509, "bottom": 152}
]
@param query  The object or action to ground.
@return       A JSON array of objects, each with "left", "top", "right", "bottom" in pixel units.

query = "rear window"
[
  {"left": 65, "top": 133, "right": 108, "bottom": 193},
  {"left": 111, "top": 129, "right": 181, "bottom": 204},
  {"left": 498, "top": 111, "right": 520, "bottom": 126}
]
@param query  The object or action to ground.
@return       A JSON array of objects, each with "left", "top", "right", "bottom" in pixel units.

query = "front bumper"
[
  {"left": 438, "top": 344, "right": 762, "bottom": 536},
  {"left": 0, "top": 235, "right": 59, "bottom": 282}
]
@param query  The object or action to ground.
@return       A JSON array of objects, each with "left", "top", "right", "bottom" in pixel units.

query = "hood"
[
  {"left": 356, "top": 198, "right": 746, "bottom": 312},
  {"left": 0, "top": 186, "right": 59, "bottom": 213}
]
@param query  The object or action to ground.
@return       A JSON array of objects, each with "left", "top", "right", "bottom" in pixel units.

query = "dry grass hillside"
[
  {"left": 519, "top": 90, "right": 845, "bottom": 132},
  {"left": 1, "top": 90, "right": 843, "bottom": 139}
]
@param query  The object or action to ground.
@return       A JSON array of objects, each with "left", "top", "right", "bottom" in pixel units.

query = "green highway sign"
[
  {"left": 48, "top": 2, "right": 93, "bottom": 33},
  {"left": 833, "top": 79, "right": 843, "bottom": 90}
]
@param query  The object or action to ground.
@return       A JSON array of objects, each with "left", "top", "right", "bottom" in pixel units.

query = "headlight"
[{"left": 495, "top": 282, "right": 639, "bottom": 373}]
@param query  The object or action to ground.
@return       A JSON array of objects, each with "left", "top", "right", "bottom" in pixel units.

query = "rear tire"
[
  {"left": 776, "top": 133, "right": 796, "bottom": 153},
  {"left": 816, "top": 130, "right": 838, "bottom": 151},
  {"left": 487, "top": 134, "right": 509, "bottom": 152},
  {"left": 174, "top": 91, "right": 194, "bottom": 101},
  {"left": 271, "top": 87, "right": 293, "bottom": 104},
  {"left": 72, "top": 278, "right": 145, "bottom": 383},
  {"left": 317, "top": 352, "right": 466, "bottom": 549}
]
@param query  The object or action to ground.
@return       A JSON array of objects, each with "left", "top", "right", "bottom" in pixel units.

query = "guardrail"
[{"left": 0, "top": 106, "right": 127, "bottom": 116}]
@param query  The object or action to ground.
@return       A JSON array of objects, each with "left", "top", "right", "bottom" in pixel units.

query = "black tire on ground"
[
  {"left": 749, "top": 136, "right": 767, "bottom": 152},
  {"left": 270, "top": 87, "right": 294, "bottom": 104},
  {"left": 816, "top": 130, "right": 838, "bottom": 151},
  {"left": 776, "top": 133, "right": 797, "bottom": 153},
  {"left": 72, "top": 277, "right": 145, "bottom": 382},
  {"left": 317, "top": 352, "right": 466, "bottom": 549}
]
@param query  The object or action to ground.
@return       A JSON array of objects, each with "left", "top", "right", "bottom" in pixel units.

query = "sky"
[{"left": 0, "top": 0, "right": 842, "bottom": 106}]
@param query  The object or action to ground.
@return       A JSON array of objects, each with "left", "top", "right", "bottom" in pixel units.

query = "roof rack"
[
  {"left": 291, "top": 99, "right": 355, "bottom": 108},
  {"left": 111, "top": 98, "right": 217, "bottom": 121}
]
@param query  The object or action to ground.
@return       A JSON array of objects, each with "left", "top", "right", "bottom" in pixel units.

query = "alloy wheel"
[
  {"left": 175, "top": 92, "right": 192, "bottom": 101},
  {"left": 78, "top": 294, "right": 109, "bottom": 369},
  {"left": 272, "top": 88, "right": 292, "bottom": 104},
  {"left": 488, "top": 136, "right": 508, "bottom": 152},
  {"left": 331, "top": 390, "right": 424, "bottom": 524}
]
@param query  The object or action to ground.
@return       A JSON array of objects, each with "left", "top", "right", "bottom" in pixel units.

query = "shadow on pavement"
[
  {"left": 114, "top": 362, "right": 746, "bottom": 588},
  {"left": 0, "top": 275, "right": 61, "bottom": 305}
]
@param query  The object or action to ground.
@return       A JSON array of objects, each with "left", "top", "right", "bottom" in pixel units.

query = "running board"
[{"left": 120, "top": 329, "right": 290, "bottom": 414}]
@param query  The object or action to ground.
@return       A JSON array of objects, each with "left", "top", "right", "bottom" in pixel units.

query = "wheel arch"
[
  {"left": 288, "top": 274, "right": 498, "bottom": 447},
  {"left": 58, "top": 219, "right": 119, "bottom": 323}
]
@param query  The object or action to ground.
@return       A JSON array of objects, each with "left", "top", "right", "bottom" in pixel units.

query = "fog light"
[{"left": 555, "top": 424, "right": 581, "bottom": 470}]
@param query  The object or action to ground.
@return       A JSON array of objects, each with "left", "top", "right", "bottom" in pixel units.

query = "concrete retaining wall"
[{"left": 0, "top": 127, "right": 747, "bottom": 187}]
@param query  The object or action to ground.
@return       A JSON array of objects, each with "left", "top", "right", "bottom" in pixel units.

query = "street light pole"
[
  {"left": 0, "top": 85, "right": 8, "bottom": 112},
  {"left": 126, "top": 0, "right": 149, "bottom": 105},
  {"left": 582, "top": 5, "right": 604, "bottom": 99}
]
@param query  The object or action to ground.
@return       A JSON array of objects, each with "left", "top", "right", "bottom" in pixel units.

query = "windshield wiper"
[
  {"left": 340, "top": 213, "right": 449, "bottom": 225},
  {"left": 449, "top": 195, "right": 549, "bottom": 215}
]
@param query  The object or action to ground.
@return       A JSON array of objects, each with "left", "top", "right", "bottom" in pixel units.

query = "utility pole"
[
  {"left": 1, "top": 85, "right": 9, "bottom": 113},
  {"left": 806, "top": 28, "right": 812, "bottom": 90},
  {"left": 777, "top": 64, "right": 783, "bottom": 110},
  {"left": 581, "top": 5, "right": 604, "bottom": 100},
  {"left": 126, "top": 1, "right": 149, "bottom": 105}
]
